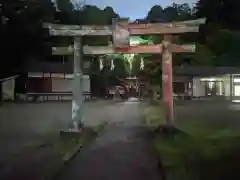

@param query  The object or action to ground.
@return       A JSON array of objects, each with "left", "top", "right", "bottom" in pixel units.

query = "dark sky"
[{"left": 84, "top": 0, "right": 196, "bottom": 20}]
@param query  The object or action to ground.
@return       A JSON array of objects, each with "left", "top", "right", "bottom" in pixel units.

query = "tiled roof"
[
  {"left": 27, "top": 62, "right": 72, "bottom": 73},
  {"left": 174, "top": 66, "right": 240, "bottom": 76}
]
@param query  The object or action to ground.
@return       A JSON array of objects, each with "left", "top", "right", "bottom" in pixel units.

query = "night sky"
[{"left": 84, "top": 0, "right": 196, "bottom": 20}]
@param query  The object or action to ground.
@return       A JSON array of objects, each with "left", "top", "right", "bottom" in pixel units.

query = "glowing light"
[{"left": 234, "top": 78, "right": 240, "bottom": 83}]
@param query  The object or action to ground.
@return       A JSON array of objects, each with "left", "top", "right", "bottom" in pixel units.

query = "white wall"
[{"left": 192, "top": 77, "right": 205, "bottom": 97}]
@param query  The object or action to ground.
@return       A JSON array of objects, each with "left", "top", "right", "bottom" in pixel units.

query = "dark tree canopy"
[
  {"left": 1, "top": 0, "right": 240, "bottom": 81},
  {"left": 196, "top": 0, "right": 240, "bottom": 30}
]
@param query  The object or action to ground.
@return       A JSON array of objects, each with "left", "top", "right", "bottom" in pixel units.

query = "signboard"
[{"left": 112, "top": 18, "right": 130, "bottom": 48}]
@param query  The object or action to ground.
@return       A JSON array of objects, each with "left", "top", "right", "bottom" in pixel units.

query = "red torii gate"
[{"left": 44, "top": 18, "right": 205, "bottom": 131}]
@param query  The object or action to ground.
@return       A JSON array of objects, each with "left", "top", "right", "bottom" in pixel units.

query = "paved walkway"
[{"left": 57, "top": 98, "right": 161, "bottom": 180}]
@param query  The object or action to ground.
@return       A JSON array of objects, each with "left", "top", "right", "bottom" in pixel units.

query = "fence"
[{"left": 25, "top": 73, "right": 91, "bottom": 101}]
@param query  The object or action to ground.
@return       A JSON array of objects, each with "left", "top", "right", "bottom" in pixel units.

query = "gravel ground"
[{"left": 0, "top": 100, "right": 124, "bottom": 155}]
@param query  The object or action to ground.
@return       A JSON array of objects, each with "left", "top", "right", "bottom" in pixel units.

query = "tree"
[
  {"left": 0, "top": 0, "right": 55, "bottom": 78},
  {"left": 173, "top": 44, "right": 216, "bottom": 66},
  {"left": 161, "top": 6, "right": 178, "bottom": 22},
  {"left": 196, "top": 0, "right": 240, "bottom": 29},
  {"left": 131, "top": 55, "right": 141, "bottom": 77},
  {"left": 54, "top": 0, "right": 75, "bottom": 24},
  {"left": 146, "top": 3, "right": 194, "bottom": 23},
  {"left": 103, "top": 6, "right": 119, "bottom": 24},
  {"left": 195, "top": 0, "right": 240, "bottom": 66},
  {"left": 146, "top": 5, "right": 164, "bottom": 22},
  {"left": 113, "top": 57, "right": 129, "bottom": 78},
  {"left": 79, "top": 5, "right": 119, "bottom": 46},
  {"left": 56, "top": 0, "right": 74, "bottom": 12},
  {"left": 174, "top": 3, "right": 195, "bottom": 21},
  {"left": 207, "top": 30, "right": 240, "bottom": 66}
]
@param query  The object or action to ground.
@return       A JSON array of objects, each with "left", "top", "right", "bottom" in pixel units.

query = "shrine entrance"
[{"left": 44, "top": 18, "right": 205, "bottom": 131}]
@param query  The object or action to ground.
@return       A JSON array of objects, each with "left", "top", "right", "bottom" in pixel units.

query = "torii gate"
[{"left": 44, "top": 18, "right": 205, "bottom": 131}]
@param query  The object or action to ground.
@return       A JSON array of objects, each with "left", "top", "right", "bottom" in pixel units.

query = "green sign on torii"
[{"left": 44, "top": 18, "right": 205, "bottom": 131}]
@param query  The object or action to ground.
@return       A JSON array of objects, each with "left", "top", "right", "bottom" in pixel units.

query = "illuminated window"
[
  {"left": 234, "top": 78, "right": 240, "bottom": 83},
  {"left": 234, "top": 85, "right": 240, "bottom": 96}
]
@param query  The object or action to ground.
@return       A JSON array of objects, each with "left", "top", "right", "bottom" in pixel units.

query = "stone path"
[{"left": 56, "top": 98, "right": 161, "bottom": 180}]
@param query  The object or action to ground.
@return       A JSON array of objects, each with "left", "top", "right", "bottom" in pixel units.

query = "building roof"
[
  {"left": 174, "top": 66, "right": 240, "bottom": 76},
  {"left": 0, "top": 71, "right": 19, "bottom": 82},
  {"left": 27, "top": 61, "right": 72, "bottom": 73}
]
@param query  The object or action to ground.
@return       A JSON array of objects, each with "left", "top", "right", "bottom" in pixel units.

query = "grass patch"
[
  {"left": 144, "top": 103, "right": 240, "bottom": 180},
  {"left": 155, "top": 127, "right": 240, "bottom": 180}
]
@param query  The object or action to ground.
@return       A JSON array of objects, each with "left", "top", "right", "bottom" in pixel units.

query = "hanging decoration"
[
  {"left": 140, "top": 57, "right": 144, "bottom": 70},
  {"left": 99, "top": 56, "right": 103, "bottom": 70},
  {"left": 124, "top": 54, "right": 134, "bottom": 72},
  {"left": 110, "top": 59, "right": 115, "bottom": 71}
]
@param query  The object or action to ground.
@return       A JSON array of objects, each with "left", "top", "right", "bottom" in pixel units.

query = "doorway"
[{"left": 203, "top": 81, "right": 224, "bottom": 96}]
